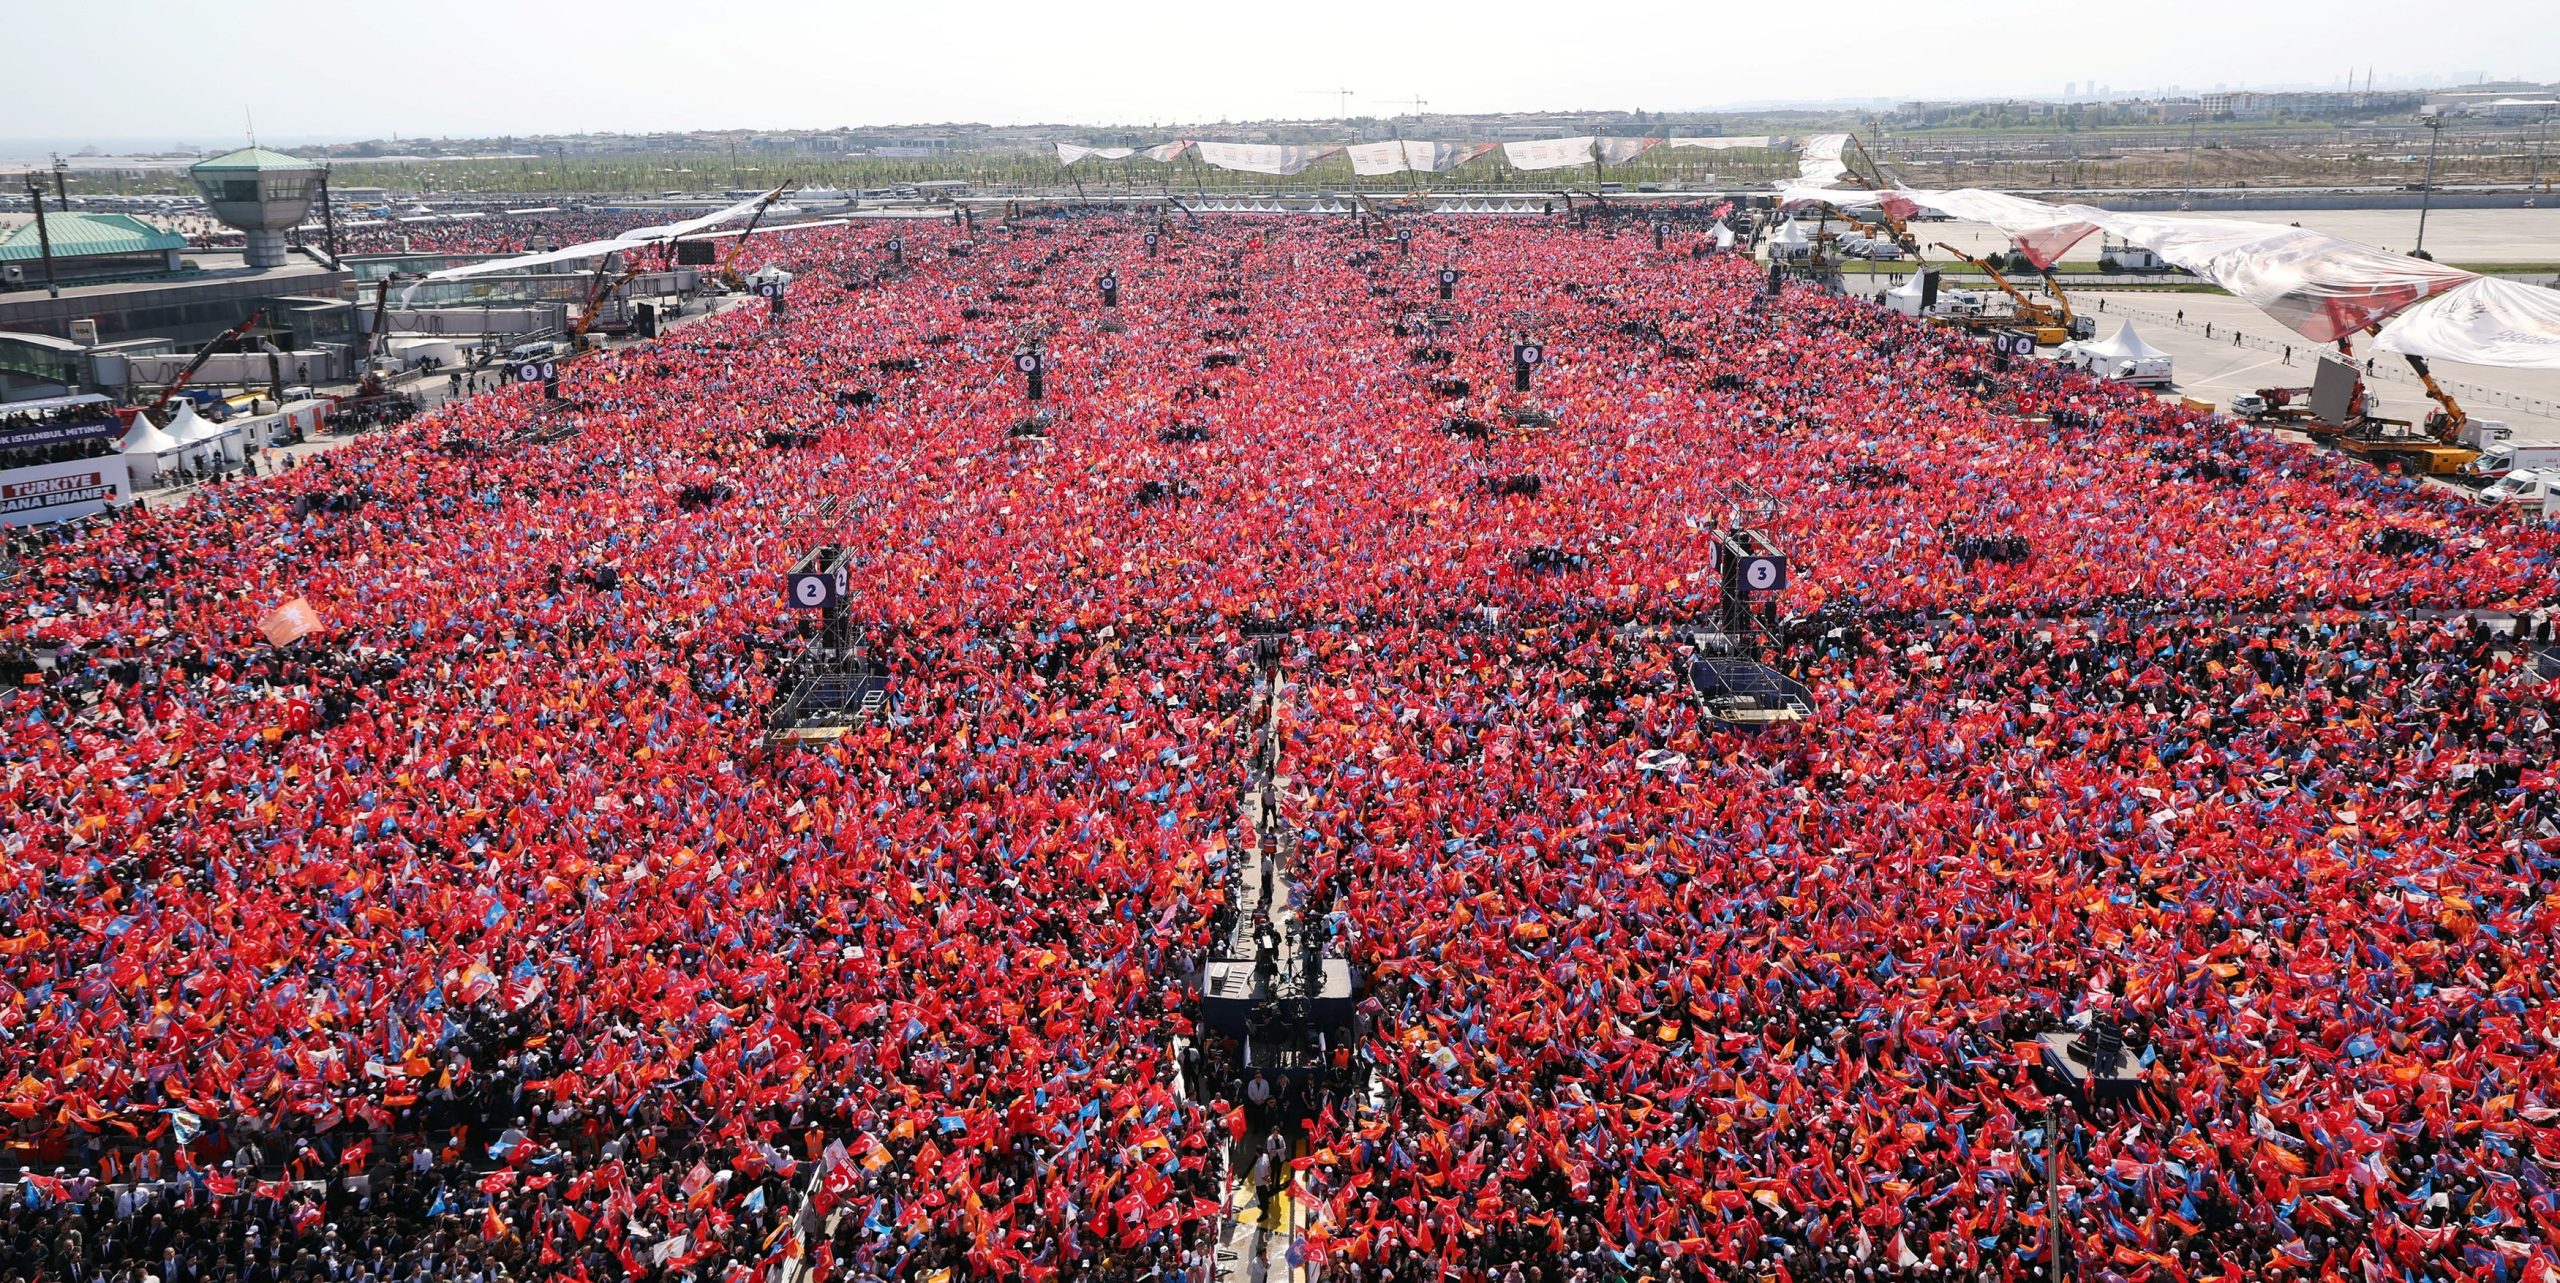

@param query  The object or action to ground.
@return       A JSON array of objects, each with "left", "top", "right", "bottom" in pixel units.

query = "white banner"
[
  {"left": 1192, "top": 142, "right": 1340, "bottom": 176},
  {"left": 1595, "top": 137, "right": 1663, "bottom": 167},
  {"left": 2376, "top": 277, "right": 2560, "bottom": 369},
  {"left": 1822, "top": 184, "right": 2560, "bottom": 360},
  {"left": 2074, "top": 209, "right": 2475, "bottom": 342},
  {"left": 1344, "top": 141, "right": 1491, "bottom": 176},
  {"left": 425, "top": 188, "right": 784, "bottom": 282},
  {"left": 1140, "top": 141, "right": 1191, "bottom": 163},
  {"left": 1056, "top": 143, "right": 1136, "bottom": 165},
  {"left": 1502, "top": 137, "right": 1596, "bottom": 172},
  {"left": 1797, "top": 133, "right": 1852, "bottom": 185},
  {"left": 1664, "top": 136, "right": 1781, "bottom": 151},
  {"left": 1909, "top": 188, "right": 2102, "bottom": 268}
]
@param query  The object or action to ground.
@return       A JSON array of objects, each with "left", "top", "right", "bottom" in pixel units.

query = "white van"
[
  {"left": 2463, "top": 438, "right": 2560, "bottom": 479},
  {"left": 2473, "top": 468, "right": 2559, "bottom": 506}
]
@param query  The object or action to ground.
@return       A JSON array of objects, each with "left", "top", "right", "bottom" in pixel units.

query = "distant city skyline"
[{"left": 2, "top": 0, "right": 2550, "bottom": 146}]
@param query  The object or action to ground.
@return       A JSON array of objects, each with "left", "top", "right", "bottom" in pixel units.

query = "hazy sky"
[{"left": 5, "top": 0, "right": 2551, "bottom": 144}]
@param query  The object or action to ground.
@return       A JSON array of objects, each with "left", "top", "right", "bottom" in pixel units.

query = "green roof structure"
[
  {"left": 0, "top": 212, "right": 188, "bottom": 263},
  {"left": 189, "top": 146, "right": 323, "bottom": 173}
]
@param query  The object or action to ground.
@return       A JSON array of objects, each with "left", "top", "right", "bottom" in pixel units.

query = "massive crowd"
[
  {"left": 181, "top": 211, "right": 694, "bottom": 258},
  {"left": 3, "top": 207, "right": 2558, "bottom": 1283}
]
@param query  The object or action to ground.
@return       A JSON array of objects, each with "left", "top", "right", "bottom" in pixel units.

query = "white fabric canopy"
[
  {"left": 1910, "top": 189, "right": 2101, "bottom": 269},
  {"left": 1796, "top": 134, "right": 1852, "bottom": 185},
  {"left": 162, "top": 402, "right": 221, "bottom": 446},
  {"left": 1594, "top": 137, "right": 1662, "bottom": 167},
  {"left": 2375, "top": 277, "right": 2560, "bottom": 370},
  {"left": 2074, "top": 211, "right": 2474, "bottom": 343},
  {"left": 1713, "top": 222, "right": 1736, "bottom": 250},
  {"left": 1055, "top": 143, "right": 1136, "bottom": 164},
  {"left": 1770, "top": 218, "right": 1808, "bottom": 248},
  {"left": 1344, "top": 140, "right": 1490, "bottom": 176},
  {"left": 2078, "top": 321, "right": 2172, "bottom": 364},
  {"left": 1192, "top": 142, "right": 1339, "bottom": 176},
  {"left": 1790, "top": 183, "right": 2556, "bottom": 365},
  {"left": 119, "top": 416, "right": 181, "bottom": 456},
  {"left": 424, "top": 189, "right": 784, "bottom": 282},
  {"left": 1502, "top": 137, "right": 1596, "bottom": 172}
]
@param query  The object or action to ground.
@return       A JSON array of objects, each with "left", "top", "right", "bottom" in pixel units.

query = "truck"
[
  {"left": 2464, "top": 436, "right": 2560, "bottom": 479},
  {"left": 2473, "top": 468, "right": 2560, "bottom": 506},
  {"left": 2458, "top": 419, "right": 2514, "bottom": 451}
]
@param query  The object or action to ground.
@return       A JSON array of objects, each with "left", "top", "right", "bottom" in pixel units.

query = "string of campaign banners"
[{"left": 1053, "top": 134, "right": 1791, "bottom": 176}]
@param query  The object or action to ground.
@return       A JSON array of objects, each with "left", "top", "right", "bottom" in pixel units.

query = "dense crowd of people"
[
  {"left": 3, "top": 206, "right": 2557, "bottom": 1283},
  {"left": 180, "top": 210, "right": 691, "bottom": 258}
]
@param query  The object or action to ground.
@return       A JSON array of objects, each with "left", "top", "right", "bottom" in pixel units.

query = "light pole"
[
  {"left": 2535, "top": 106, "right": 2552, "bottom": 189},
  {"left": 2413, "top": 110, "right": 2445, "bottom": 259},
  {"left": 24, "top": 176, "right": 59, "bottom": 298},
  {"left": 2180, "top": 118, "right": 2198, "bottom": 208}
]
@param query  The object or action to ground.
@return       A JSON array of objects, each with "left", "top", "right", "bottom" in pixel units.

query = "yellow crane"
[
  {"left": 571, "top": 250, "right": 650, "bottom": 350},
  {"left": 2322, "top": 328, "right": 2482, "bottom": 475},
  {"left": 1841, "top": 135, "right": 1924, "bottom": 259},
  {"left": 1927, "top": 243, "right": 2093, "bottom": 345}
]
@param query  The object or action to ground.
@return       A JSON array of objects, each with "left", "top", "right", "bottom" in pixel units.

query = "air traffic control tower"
[{"left": 188, "top": 147, "right": 323, "bottom": 269}]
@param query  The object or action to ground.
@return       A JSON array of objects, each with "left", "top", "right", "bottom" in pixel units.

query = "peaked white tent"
[
  {"left": 163, "top": 402, "right": 243, "bottom": 466},
  {"left": 119, "top": 414, "right": 187, "bottom": 487},
  {"left": 1883, "top": 269, "right": 1931, "bottom": 318},
  {"left": 1768, "top": 218, "right": 1811, "bottom": 261},
  {"left": 2062, "top": 321, "right": 2175, "bottom": 386}
]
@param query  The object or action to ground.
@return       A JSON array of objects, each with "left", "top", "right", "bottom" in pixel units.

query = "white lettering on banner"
[
  {"left": 0, "top": 470, "right": 113, "bottom": 517},
  {"left": 0, "top": 456, "right": 133, "bottom": 526}
]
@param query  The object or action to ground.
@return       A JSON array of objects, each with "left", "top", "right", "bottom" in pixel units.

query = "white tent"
[
  {"left": 119, "top": 415, "right": 185, "bottom": 487},
  {"left": 1883, "top": 270, "right": 1930, "bottom": 318},
  {"left": 163, "top": 402, "right": 242, "bottom": 466},
  {"left": 1713, "top": 222, "right": 1736, "bottom": 251},
  {"left": 1768, "top": 218, "right": 1811, "bottom": 261},
  {"left": 2078, "top": 320, "right": 2170, "bottom": 365},
  {"left": 747, "top": 262, "right": 794, "bottom": 288},
  {"left": 2064, "top": 321, "right": 2175, "bottom": 386}
]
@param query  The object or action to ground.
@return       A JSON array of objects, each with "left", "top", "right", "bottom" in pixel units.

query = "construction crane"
[
  {"left": 2401, "top": 353, "right": 2470, "bottom": 438},
  {"left": 572, "top": 249, "right": 650, "bottom": 349},
  {"left": 1296, "top": 87, "right": 1357, "bottom": 119},
  {"left": 359, "top": 274, "right": 406, "bottom": 367},
  {"left": 141, "top": 311, "right": 263, "bottom": 425},
  {"left": 712, "top": 185, "right": 795, "bottom": 290},
  {"left": 1928, "top": 243, "right": 2090, "bottom": 344},
  {"left": 2346, "top": 323, "right": 2473, "bottom": 442},
  {"left": 1839, "top": 135, "right": 1924, "bottom": 259}
]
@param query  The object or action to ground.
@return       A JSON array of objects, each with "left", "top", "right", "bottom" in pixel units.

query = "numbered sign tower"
[
  {"left": 1686, "top": 482, "right": 1815, "bottom": 727},
  {"left": 768, "top": 545, "right": 894, "bottom": 745},
  {"left": 784, "top": 545, "right": 856, "bottom": 657},
  {"left": 1511, "top": 337, "right": 1545, "bottom": 394}
]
